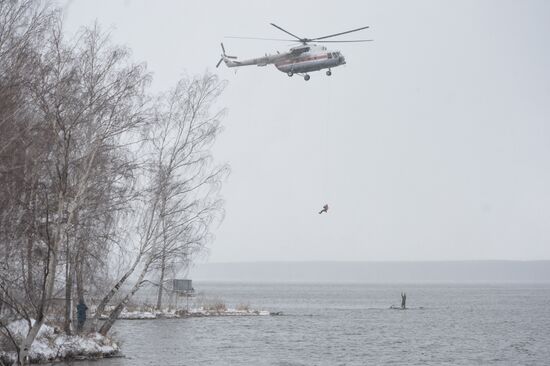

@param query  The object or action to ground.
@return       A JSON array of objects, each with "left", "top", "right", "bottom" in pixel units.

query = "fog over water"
[{"left": 189, "top": 261, "right": 550, "bottom": 283}]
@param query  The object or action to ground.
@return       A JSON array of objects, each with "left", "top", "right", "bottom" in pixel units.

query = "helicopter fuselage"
[
  {"left": 274, "top": 47, "right": 346, "bottom": 74},
  {"left": 222, "top": 44, "right": 346, "bottom": 78}
]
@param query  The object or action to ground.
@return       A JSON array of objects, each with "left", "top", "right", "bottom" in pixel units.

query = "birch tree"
[
  {"left": 97, "top": 74, "right": 228, "bottom": 335},
  {"left": 3, "top": 18, "right": 149, "bottom": 363},
  {"left": 1, "top": 2, "right": 229, "bottom": 363},
  {"left": 0, "top": 1, "right": 56, "bottom": 363}
]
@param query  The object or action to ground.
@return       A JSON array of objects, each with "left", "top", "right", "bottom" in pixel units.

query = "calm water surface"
[{"left": 74, "top": 283, "right": 550, "bottom": 365}]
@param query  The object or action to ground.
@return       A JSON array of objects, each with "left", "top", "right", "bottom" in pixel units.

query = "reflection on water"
[{"left": 70, "top": 283, "right": 550, "bottom": 365}]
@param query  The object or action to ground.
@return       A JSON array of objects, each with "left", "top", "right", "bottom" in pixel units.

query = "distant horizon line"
[
  {"left": 198, "top": 259, "right": 550, "bottom": 264},
  {"left": 189, "top": 260, "right": 550, "bottom": 283}
]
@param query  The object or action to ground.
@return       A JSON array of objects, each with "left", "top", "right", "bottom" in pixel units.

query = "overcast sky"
[{"left": 62, "top": 0, "right": 550, "bottom": 262}]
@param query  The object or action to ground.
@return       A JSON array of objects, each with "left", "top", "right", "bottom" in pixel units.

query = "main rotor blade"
[
  {"left": 315, "top": 39, "right": 374, "bottom": 43},
  {"left": 221, "top": 43, "right": 226, "bottom": 55},
  {"left": 225, "top": 36, "right": 296, "bottom": 42},
  {"left": 216, "top": 58, "right": 223, "bottom": 68},
  {"left": 312, "top": 26, "right": 370, "bottom": 41},
  {"left": 270, "top": 23, "right": 303, "bottom": 41}
]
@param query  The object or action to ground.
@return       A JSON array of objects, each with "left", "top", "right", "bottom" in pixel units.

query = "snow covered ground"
[
  {"left": 0, "top": 319, "right": 119, "bottom": 365},
  {"left": 115, "top": 307, "right": 272, "bottom": 319}
]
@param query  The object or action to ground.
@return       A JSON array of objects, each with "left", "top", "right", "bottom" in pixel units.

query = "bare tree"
[
  {"left": 0, "top": 1, "right": 56, "bottom": 363},
  {"left": 151, "top": 76, "right": 228, "bottom": 310},
  {"left": 0, "top": 16, "right": 149, "bottom": 363},
  {"left": 97, "top": 74, "right": 228, "bottom": 335},
  {"left": 0, "top": 2, "right": 228, "bottom": 363}
]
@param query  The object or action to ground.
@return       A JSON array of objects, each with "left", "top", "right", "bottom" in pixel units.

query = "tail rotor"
[{"left": 216, "top": 43, "right": 237, "bottom": 68}]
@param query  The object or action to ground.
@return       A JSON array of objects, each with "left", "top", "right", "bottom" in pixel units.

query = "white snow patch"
[
  {"left": 118, "top": 310, "right": 157, "bottom": 319},
  {"left": 6, "top": 319, "right": 54, "bottom": 339},
  {"left": 106, "top": 306, "right": 273, "bottom": 319},
  {"left": 0, "top": 319, "right": 119, "bottom": 365}
]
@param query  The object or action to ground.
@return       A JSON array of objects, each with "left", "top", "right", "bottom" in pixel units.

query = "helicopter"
[{"left": 216, "top": 23, "right": 372, "bottom": 81}]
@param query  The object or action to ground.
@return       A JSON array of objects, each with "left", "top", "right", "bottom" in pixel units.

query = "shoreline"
[
  {"left": 100, "top": 307, "right": 281, "bottom": 320},
  {"left": 1, "top": 307, "right": 280, "bottom": 365},
  {"left": 0, "top": 322, "right": 119, "bottom": 366}
]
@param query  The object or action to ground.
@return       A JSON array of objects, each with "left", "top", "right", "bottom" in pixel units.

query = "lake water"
[{"left": 75, "top": 283, "right": 550, "bottom": 365}]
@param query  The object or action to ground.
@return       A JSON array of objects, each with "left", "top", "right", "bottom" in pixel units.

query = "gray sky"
[{"left": 63, "top": 0, "right": 550, "bottom": 262}]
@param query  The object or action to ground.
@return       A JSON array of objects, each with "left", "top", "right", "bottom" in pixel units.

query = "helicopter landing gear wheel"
[
  {"left": 326, "top": 70, "right": 332, "bottom": 76},
  {"left": 287, "top": 71, "right": 293, "bottom": 77},
  {"left": 304, "top": 74, "right": 310, "bottom": 81}
]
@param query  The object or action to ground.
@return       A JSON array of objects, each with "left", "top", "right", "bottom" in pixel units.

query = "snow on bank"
[
  {"left": 113, "top": 307, "right": 274, "bottom": 319},
  {"left": 187, "top": 307, "right": 272, "bottom": 317},
  {"left": 0, "top": 319, "right": 119, "bottom": 365}
]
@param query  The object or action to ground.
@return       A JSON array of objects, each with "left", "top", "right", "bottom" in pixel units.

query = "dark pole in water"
[{"left": 401, "top": 292, "right": 407, "bottom": 309}]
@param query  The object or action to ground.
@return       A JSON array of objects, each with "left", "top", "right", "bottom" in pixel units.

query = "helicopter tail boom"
[{"left": 216, "top": 42, "right": 286, "bottom": 68}]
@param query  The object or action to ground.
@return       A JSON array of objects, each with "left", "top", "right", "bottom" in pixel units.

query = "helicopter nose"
[{"left": 339, "top": 56, "right": 346, "bottom": 64}]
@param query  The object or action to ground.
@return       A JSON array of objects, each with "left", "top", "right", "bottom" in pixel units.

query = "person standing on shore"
[{"left": 77, "top": 301, "right": 88, "bottom": 332}]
